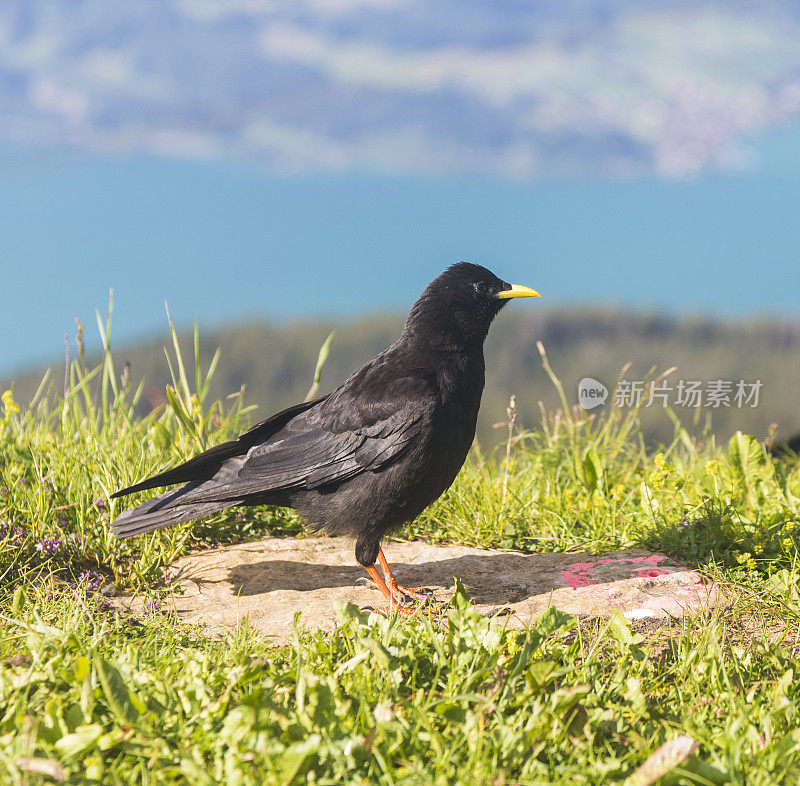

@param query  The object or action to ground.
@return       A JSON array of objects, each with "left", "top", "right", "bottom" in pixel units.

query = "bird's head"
[{"left": 403, "top": 262, "right": 540, "bottom": 351}]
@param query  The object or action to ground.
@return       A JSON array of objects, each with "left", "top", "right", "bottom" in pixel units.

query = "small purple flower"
[
  {"left": 142, "top": 599, "right": 162, "bottom": 617},
  {"left": 19, "top": 478, "right": 28, "bottom": 486},
  {"left": 79, "top": 570, "right": 104, "bottom": 591},
  {"left": 0, "top": 521, "right": 23, "bottom": 541},
  {"left": 94, "top": 498, "right": 106, "bottom": 510},
  {"left": 0, "top": 487, "right": 8, "bottom": 496},
  {"left": 35, "top": 537, "right": 63, "bottom": 555}
]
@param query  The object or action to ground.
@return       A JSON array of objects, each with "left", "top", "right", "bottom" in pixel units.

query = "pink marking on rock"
[
  {"left": 561, "top": 554, "right": 674, "bottom": 589},
  {"left": 636, "top": 568, "right": 673, "bottom": 579}
]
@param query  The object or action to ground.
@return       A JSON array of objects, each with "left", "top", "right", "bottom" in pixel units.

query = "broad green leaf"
[
  {"left": 95, "top": 657, "right": 141, "bottom": 727},
  {"left": 54, "top": 724, "right": 103, "bottom": 758},
  {"left": 583, "top": 447, "right": 604, "bottom": 494},
  {"left": 728, "top": 431, "right": 772, "bottom": 505},
  {"left": 279, "top": 736, "right": 320, "bottom": 786},
  {"left": 72, "top": 656, "right": 90, "bottom": 682}
]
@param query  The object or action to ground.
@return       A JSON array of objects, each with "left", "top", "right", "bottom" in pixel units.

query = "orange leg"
[
  {"left": 364, "top": 565, "right": 417, "bottom": 617},
  {"left": 377, "top": 548, "right": 430, "bottom": 601}
]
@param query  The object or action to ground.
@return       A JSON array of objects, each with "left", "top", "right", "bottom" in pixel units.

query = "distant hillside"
[{"left": 5, "top": 308, "right": 800, "bottom": 449}]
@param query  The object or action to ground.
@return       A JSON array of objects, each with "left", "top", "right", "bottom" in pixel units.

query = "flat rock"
[{"left": 118, "top": 537, "right": 718, "bottom": 643}]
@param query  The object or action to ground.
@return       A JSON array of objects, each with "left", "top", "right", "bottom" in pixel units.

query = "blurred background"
[{"left": 1, "top": 0, "right": 800, "bottom": 446}]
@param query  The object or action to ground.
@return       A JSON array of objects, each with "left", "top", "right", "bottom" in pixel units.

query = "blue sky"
[{"left": 2, "top": 127, "right": 800, "bottom": 374}]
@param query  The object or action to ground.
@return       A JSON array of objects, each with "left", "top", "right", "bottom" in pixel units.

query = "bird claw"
[
  {"left": 362, "top": 578, "right": 432, "bottom": 605},
  {"left": 363, "top": 559, "right": 439, "bottom": 618},
  {"left": 397, "top": 584, "right": 435, "bottom": 599}
]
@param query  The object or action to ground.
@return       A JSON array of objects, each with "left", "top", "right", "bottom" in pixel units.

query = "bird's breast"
[{"left": 425, "top": 372, "right": 484, "bottom": 482}]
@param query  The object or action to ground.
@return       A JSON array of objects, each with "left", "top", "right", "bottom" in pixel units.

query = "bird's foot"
[
  {"left": 361, "top": 577, "right": 431, "bottom": 604},
  {"left": 386, "top": 580, "right": 433, "bottom": 605},
  {"left": 363, "top": 565, "right": 424, "bottom": 616},
  {"left": 375, "top": 547, "right": 435, "bottom": 604},
  {"left": 394, "top": 582, "right": 434, "bottom": 599}
]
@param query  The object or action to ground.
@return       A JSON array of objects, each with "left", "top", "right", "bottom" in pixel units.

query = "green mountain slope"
[{"left": 4, "top": 308, "right": 800, "bottom": 448}]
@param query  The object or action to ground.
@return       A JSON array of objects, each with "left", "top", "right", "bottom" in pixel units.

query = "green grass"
[{"left": 2, "top": 311, "right": 800, "bottom": 784}]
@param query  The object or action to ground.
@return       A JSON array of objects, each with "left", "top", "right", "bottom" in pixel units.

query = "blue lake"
[{"left": 1, "top": 131, "right": 799, "bottom": 373}]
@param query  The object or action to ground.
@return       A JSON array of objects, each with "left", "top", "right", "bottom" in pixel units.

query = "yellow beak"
[{"left": 495, "top": 283, "right": 541, "bottom": 300}]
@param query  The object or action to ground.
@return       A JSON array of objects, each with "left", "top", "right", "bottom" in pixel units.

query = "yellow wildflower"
[
  {"left": 735, "top": 552, "right": 750, "bottom": 564},
  {"left": 1, "top": 390, "right": 19, "bottom": 415}
]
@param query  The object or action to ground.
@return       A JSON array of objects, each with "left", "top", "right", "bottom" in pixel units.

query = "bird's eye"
[{"left": 473, "top": 281, "right": 489, "bottom": 295}]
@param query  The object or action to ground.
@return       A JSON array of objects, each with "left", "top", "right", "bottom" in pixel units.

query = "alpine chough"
[{"left": 109, "top": 263, "right": 540, "bottom": 610}]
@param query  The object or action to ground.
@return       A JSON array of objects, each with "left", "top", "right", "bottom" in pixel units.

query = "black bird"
[{"left": 110, "top": 263, "right": 539, "bottom": 609}]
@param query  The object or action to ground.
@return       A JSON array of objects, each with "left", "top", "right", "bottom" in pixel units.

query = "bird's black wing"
[
  {"left": 110, "top": 396, "right": 328, "bottom": 499},
  {"left": 171, "top": 374, "right": 438, "bottom": 505}
]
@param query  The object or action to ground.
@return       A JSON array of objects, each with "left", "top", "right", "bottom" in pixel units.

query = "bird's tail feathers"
[{"left": 110, "top": 484, "right": 240, "bottom": 539}]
